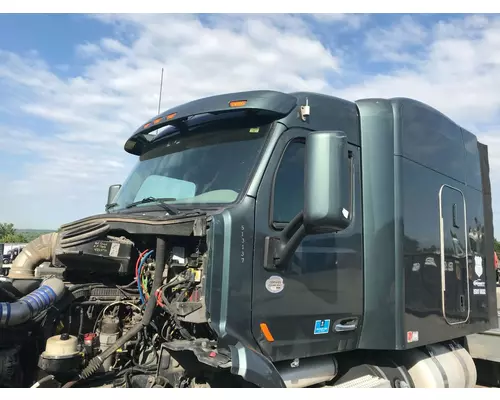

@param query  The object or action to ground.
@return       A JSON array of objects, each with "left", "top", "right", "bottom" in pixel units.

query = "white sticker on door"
[{"left": 265, "top": 275, "right": 285, "bottom": 294}]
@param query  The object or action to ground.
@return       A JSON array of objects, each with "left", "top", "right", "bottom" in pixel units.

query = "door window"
[{"left": 272, "top": 140, "right": 305, "bottom": 224}]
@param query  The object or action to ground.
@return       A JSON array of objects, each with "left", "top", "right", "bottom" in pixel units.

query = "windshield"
[{"left": 110, "top": 121, "right": 272, "bottom": 211}]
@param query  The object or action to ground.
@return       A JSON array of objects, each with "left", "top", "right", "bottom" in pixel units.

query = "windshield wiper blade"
[
  {"left": 125, "top": 197, "right": 179, "bottom": 214},
  {"left": 105, "top": 202, "right": 118, "bottom": 211}
]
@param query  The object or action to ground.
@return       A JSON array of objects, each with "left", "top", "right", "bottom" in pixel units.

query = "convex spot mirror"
[{"left": 304, "top": 130, "right": 351, "bottom": 234}]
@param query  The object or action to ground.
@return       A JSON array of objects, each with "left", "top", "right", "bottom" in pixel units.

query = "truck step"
[{"left": 329, "top": 375, "right": 393, "bottom": 388}]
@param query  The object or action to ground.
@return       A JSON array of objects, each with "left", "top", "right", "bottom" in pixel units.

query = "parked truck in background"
[
  {"left": 0, "top": 90, "right": 498, "bottom": 388},
  {"left": 0, "top": 244, "right": 26, "bottom": 276}
]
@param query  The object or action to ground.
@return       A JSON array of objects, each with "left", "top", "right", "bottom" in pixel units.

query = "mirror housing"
[
  {"left": 263, "top": 130, "right": 351, "bottom": 271},
  {"left": 304, "top": 130, "right": 351, "bottom": 233},
  {"left": 106, "top": 184, "right": 122, "bottom": 207}
]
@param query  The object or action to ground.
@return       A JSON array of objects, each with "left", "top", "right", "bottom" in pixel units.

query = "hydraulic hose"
[
  {"left": 76, "top": 237, "right": 167, "bottom": 383},
  {"left": 0, "top": 277, "right": 66, "bottom": 327}
]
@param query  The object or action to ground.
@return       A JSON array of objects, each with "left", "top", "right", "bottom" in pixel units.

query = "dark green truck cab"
[{"left": 2, "top": 89, "right": 497, "bottom": 388}]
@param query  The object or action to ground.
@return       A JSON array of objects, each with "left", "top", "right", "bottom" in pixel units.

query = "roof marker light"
[
  {"left": 166, "top": 112, "right": 177, "bottom": 120},
  {"left": 229, "top": 100, "right": 247, "bottom": 108}
]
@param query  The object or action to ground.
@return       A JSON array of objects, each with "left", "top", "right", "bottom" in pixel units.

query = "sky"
[{"left": 1, "top": 13, "right": 500, "bottom": 232}]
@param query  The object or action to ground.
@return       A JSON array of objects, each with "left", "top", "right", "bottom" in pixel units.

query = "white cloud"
[
  {"left": 1, "top": 13, "right": 500, "bottom": 233},
  {"left": 364, "top": 15, "right": 428, "bottom": 63},
  {"left": 342, "top": 15, "right": 500, "bottom": 124},
  {"left": 311, "top": 13, "right": 368, "bottom": 29},
  {"left": 338, "top": 14, "right": 500, "bottom": 232},
  {"left": 0, "top": 13, "right": 340, "bottom": 228}
]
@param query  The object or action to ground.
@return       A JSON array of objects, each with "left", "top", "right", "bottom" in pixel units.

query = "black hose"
[
  {"left": 0, "top": 279, "right": 42, "bottom": 298},
  {"left": 0, "top": 286, "right": 18, "bottom": 301},
  {"left": 142, "top": 237, "right": 166, "bottom": 325},
  {"left": 79, "top": 323, "right": 144, "bottom": 380},
  {"left": 69, "top": 364, "right": 157, "bottom": 388},
  {"left": 77, "top": 237, "right": 167, "bottom": 382},
  {"left": 68, "top": 283, "right": 107, "bottom": 292},
  {"left": 30, "top": 374, "right": 55, "bottom": 388},
  {"left": 0, "top": 278, "right": 66, "bottom": 327},
  {"left": 77, "top": 307, "right": 84, "bottom": 338}
]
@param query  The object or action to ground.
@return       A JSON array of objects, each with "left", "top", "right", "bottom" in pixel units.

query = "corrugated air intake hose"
[{"left": 8, "top": 233, "right": 59, "bottom": 279}]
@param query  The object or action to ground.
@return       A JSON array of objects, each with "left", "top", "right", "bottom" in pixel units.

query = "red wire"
[
  {"left": 136, "top": 249, "right": 164, "bottom": 307},
  {"left": 135, "top": 249, "right": 149, "bottom": 279},
  {"left": 155, "top": 287, "right": 164, "bottom": 307}
]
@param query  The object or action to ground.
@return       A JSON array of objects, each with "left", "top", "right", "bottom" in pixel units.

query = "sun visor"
[{"left": 124, "top": 90, "right": 297, "bottom": 155}]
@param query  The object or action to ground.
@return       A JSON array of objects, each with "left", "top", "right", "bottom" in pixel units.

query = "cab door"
[{"left": 251, "top": 128, "right": 364, "bottom": 361}]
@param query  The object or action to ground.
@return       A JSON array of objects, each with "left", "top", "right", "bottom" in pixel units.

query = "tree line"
[
  {"left": 0, "top": 222, "right": 54, "bottom": 244},
  {"left": 2, "top": 221, "right": 500, "bottom": 254}
]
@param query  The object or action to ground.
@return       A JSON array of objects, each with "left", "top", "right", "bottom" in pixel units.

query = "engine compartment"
[{"left": 0, "top": 212, "right": 235, "bottom": 388}]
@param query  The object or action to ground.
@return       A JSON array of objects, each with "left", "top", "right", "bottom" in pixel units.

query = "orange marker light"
[
  {"left": 143, "top": 123, "right": 152, "bottom": 129},
  {"left": 153, "top": 117, "right": 163, "bottom": 124},
  {"left": 229, "top": 100, "right": 247, "bottom": 108},
  {"left": 260, "top": 323, "right": 275, "bottom": 342},
  {"left": 166, "top": 112, "right": 177, "bottom": 120}
]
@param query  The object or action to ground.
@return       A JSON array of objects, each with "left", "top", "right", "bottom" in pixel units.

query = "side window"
[{"left": 272, "top": 140, "right": 305, "bottom": 224}]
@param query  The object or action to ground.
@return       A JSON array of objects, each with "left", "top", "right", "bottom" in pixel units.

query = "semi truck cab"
[{"left": 2, "top": 90, "right": 497, "bottom": 388}]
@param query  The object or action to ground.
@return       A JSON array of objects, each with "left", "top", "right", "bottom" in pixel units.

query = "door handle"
[
  {"left": 452, "top": 203, "right": 459, "bottom": 229},
  {"left": 334, "top": 317, "right": 358, "bottom": 332},
  {"left": 460, "top": 295, "right": 465, "bottom": 311}
]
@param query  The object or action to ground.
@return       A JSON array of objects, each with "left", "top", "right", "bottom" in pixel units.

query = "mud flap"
[{"left": 229, "top": 342, "right": 286, "bottom": 388}]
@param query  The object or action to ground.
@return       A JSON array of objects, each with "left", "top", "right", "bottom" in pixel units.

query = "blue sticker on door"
[{"left": 314, "top": 319, "right": 330, "bottom": 335}]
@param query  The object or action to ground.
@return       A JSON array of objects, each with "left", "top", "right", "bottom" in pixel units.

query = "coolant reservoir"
[
  {"left": 38, "top": 333, "right": 81, "bottom": 380},
  {"left": 43, "top": 333, "right": 79, "bottom": 358}
]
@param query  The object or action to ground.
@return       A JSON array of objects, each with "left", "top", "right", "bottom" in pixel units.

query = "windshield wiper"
[
  {"left": 125, "top": 197, "right": 179, "bottom": 214},
  {"left": 105, "top": 202, "right": 118, "bottom": 211}
]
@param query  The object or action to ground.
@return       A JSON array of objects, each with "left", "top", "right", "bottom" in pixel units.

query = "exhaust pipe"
[
  {"left": 9, "top": 233, "right": 59, "bottom": 279},
  {"left": 0, "top": 277, "right": 65, "bottom": 327}
]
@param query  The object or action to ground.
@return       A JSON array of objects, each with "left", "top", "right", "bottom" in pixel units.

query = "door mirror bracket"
[{"left": 264, "top": 212, "right": 306, "bottom": 271}]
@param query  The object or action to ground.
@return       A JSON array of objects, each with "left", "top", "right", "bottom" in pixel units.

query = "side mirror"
[
  {"left": 107, "top": 184, "right": 122, "bottom": 206},
  {"left": 263, "top": 130, "right": 351, "bottom": 271},
  {"left": 304, "top": 130, "right": 351, "bottom": 233}
]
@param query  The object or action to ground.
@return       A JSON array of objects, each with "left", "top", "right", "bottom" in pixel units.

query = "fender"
[{"left": 229, "top": 342, "right": 286, "bottom": 388}]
